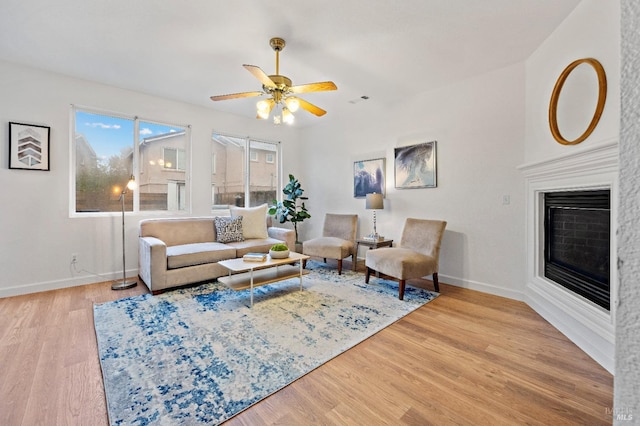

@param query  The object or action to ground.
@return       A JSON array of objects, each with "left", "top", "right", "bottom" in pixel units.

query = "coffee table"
[{"left": 218, "top": 252, "right": 310, "bottom": 307}]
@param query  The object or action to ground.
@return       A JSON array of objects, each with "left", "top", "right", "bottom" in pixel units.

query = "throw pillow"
[
  {"left": 230, "top": 203, "right": 269, "bottom": 239},
  {"left": 214, "top": 216, "right": 244, "bottom": 243}
]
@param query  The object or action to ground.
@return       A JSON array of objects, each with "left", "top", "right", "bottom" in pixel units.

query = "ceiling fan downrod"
[{"left": 270, "top": 37, "right": 286, "bottom": 76}]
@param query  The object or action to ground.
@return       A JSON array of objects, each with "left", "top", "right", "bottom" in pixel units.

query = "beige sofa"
[{"left": 138, "top": 207, "right": 295, "bottom": 293}]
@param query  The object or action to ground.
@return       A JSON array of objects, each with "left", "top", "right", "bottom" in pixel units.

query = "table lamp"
[{"left": 365, "top": 192, "right": 384, "bottom": 240}]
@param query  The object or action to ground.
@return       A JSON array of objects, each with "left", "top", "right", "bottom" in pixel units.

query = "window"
[
  {"left": 72, "top": 107, "right": 189, "bottom": 214},
  {"left": 163, "top": 147, "right": 186, "bottom": 171},
  {"left": 211, "top": 132, "right": 280, "bottom": 213},
  {"left": 266, "top": 153, "right": 275, "bottom": 164}
]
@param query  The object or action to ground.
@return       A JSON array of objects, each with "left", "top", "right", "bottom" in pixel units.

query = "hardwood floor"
[{"left": 0, "top": 265, "right": 613, "bottom": 425}]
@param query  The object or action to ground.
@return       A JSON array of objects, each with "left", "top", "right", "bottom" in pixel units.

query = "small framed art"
[
  {"left": 394, "top": 141, "right": 437, "bottom": 189},
  {"left": 354, "top": 157, "right": 385, "bottom": 198},
  {"left": 8, "top": 122, "right": 50, "bottom": 171}
]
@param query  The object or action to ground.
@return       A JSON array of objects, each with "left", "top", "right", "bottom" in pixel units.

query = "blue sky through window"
[{"left": 75, "top": 111, "right": 182, "bottom": 164}]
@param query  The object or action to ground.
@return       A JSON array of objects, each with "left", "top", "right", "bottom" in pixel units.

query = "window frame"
[
  {"left": 70, "top": 105, "right": 191, "bottom": 217},
  {"left": 211, "top": 131, "right": 282, "bottom": 212}
]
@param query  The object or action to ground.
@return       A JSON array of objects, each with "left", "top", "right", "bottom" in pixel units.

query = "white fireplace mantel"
[{"left": 518, "top": 139, "right": 618, "bottom": 374}]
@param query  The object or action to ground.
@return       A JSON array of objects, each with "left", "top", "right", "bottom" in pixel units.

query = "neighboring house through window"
[
  {"left": 72, "top": 107, "right": 190, "bottom": 214},
  {"left": 211, "top": 132, "right": 280, "bottom": 213}
]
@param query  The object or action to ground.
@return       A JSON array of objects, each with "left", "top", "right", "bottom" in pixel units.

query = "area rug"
[{"left": 94, "top": 261, "right": 438, "bottom": 425}]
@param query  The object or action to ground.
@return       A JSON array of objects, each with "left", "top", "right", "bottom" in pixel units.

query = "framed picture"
[
  {"left": 8, "top": 122, "right": 50, "bottom": 171},
  {"left": 394, "top": 141, "right": 437, "bottom": 189},
  {"left": 353, "top": 158, "right": 385, "bottom": 198}
]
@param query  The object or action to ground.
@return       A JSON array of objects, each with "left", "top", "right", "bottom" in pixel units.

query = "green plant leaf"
[{"left": 266, "top": 174, "right": 310, "bottom": 243}]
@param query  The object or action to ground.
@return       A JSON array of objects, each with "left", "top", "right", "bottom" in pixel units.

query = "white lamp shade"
[
  {"left": 256, "top": 99, "right": 270, "bottom": 111},
  {"left": 256, "top": 99, "right": 274, "bottom": 119},
  {"left": 285, "top": 97, "right": 300, "bottom": 112},
  {"left": 282, "top": 107, "right": 295, "bottom": 124}
]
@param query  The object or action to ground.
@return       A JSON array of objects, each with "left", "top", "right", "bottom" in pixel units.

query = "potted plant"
[
  {"left": 268, "top": 174, "right": 311, "bottom": 248},
  {"left": 269, "top": 243, "right": 290, "bottom": 259}
]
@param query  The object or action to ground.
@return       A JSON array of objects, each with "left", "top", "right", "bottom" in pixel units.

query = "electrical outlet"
[{"left": 71, "top": 253, "right": 78, "bottom": 264}]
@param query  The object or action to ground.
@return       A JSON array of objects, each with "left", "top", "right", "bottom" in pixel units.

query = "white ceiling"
[{"left": 1, "top": 0, "right": 581, "bottom": 127}]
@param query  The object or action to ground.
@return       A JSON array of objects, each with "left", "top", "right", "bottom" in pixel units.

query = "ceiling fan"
[{"left": 210, "top": 37, "right": 337, "bottom": 124}]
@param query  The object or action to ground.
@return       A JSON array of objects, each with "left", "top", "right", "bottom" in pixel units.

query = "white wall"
[
  {"left": 297, "top": 63, "right": 527, "bottom": 299},
  {"left": 525, "top": 0, "right": 620, "bottom": 163},
  {"left": 0, "top": 60, "right": 300, "bottom": 297}
]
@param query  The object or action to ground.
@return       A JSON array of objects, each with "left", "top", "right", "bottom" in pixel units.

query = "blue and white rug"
[{"left": 94, "top": 261, "right": 438, "bottom": 425}]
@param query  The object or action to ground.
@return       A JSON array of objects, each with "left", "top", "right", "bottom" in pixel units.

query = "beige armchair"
[
  {"left": 302, "top": 213, "right": 358, "bottom": 275},
  {"left": 365, "top": 218, "right": 447, "bottom": 299}
]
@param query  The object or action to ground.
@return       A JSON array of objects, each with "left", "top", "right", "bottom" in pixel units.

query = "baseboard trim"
[
  {"left": 438, "top": 273, "right": 524, "bottom": 301},
  {"left": 0, "top": 270, "right": 130, "bottom": 298}
]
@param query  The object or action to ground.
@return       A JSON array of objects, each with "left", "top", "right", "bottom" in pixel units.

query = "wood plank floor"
[{"left": 0, "top": 264, "right": 613, "bottom": 425}]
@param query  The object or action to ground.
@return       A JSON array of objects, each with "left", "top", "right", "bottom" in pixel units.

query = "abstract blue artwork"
[
  {"left": 394, "top": 141, "right": 437, "bottom": 189},
  {"left": 353, "top": 158, "right": 385, "bottom": 198}
]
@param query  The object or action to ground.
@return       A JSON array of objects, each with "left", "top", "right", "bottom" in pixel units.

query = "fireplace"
[
  {"left": 544, "top": 190, "right": 610, "bottom": 310},
  {"left": 519, "top": 141, "right": 618, "bottom": 372}
]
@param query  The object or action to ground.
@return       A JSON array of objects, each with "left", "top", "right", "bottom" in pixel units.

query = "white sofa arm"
[
  {"left": 267, "top": 226, "right": 295, "bottom": 250},
  {"left": 138, "top": 236, "right": 167, "bottom": 291}
]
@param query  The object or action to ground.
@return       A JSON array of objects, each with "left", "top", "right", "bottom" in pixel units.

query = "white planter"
[{"left": 269, "top": 249, "right": 290, "bottom": 259}]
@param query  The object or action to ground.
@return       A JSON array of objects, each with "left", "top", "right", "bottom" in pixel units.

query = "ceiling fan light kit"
[{"left": 210, "top": 37, "right": 337, "bottom": 125}]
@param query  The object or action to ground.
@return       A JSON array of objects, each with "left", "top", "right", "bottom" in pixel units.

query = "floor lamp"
[{"left": 112, "top": 175, "right": 138, "bottom": 290}]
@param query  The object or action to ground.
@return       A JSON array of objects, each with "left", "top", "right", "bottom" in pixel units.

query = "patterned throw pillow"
[{"left": 214, "top": 216, "right": 244, "bottom": 243}]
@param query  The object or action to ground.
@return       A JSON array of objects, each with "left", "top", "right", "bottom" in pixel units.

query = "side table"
[{"left": 353, "top": 238, "right": 393, "bottom": 271}]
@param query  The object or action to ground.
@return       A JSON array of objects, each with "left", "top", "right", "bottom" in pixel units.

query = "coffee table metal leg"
[
  {"left": 250, "top": 269, "right": 254, "bottom": 307},
  {"left": 299, "top": 261, "right": 303, "bottom": 291}
]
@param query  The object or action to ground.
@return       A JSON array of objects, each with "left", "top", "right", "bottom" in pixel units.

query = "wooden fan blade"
[
  {"left": 296, "top": 97, "right": 327, "bottom": 116},
  {"left": 210, "top": 91, "right": 263, "bottom": 101},
  {"left": 289, "top": 81, "right": 337, "bottom": 94},
  {"left": 243, "top": 64, "right": 277, "bottom": 88}
]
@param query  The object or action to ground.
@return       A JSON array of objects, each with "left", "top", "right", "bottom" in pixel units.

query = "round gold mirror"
[{"left": 548, "top": 58, "right": 607, "bottom": 145}]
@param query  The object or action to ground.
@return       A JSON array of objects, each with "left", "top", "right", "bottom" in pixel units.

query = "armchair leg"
[
  {"left": 433, "top": 273, "right": 440, "bottom": 292},
  {"left": 302, "top": 259, "right": 307, "bottom": 269},
  {"left": 365, "top": 267, "right": 371, "bottom": 283},
  {"left": 337, "top": 259, "right": 342, "bottom": 275},
  {"left": 323, "top": 258, "right": 327, "bottom": 263},
  {"left": 399, "top": 280, "right": 406, "bottom": 300}
]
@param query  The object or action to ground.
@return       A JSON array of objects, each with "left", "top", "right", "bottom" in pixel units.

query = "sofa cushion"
[
  {"left": 140, "top": 217, "right": 216, "bottom": 246},
  {"left": 166, "top": 242, "right": 236, "bottom": 269},
  {"left": 225, "top": 237, "right": 283, "bottom": 258},
  {"left": 214, "top": 216, "right": 244, "bottom": 243},
  {"left": 231, "top": 204, "right": 269, "bottom": 239}
]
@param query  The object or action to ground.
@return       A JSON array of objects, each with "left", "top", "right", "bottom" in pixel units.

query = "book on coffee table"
[{"left": 242, "top": 253, "right": 267, "bottom": 262}]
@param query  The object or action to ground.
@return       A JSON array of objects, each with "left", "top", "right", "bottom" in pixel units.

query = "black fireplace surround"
[{"left": 544, "top": 190, "right": 610, "bottom": 311}]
